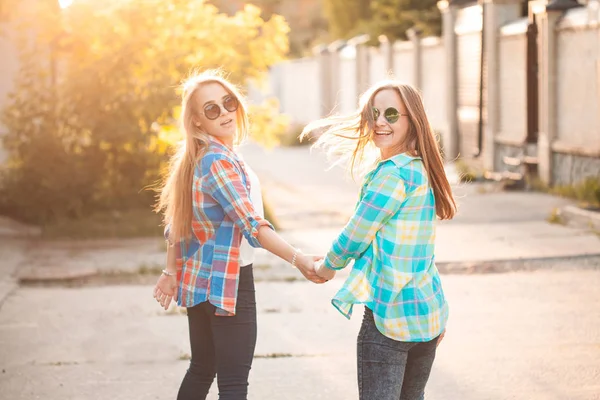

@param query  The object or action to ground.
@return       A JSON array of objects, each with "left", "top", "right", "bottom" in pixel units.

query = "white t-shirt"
[{"left": 239, "top": 163, "right": 264, "bottom": 267}]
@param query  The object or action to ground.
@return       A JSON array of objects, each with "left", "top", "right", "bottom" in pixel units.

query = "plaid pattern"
[
  {"left": 324, "top": 153, "right": 449, "bottom": 341},
  {"left": 173, "top": 139, "right": 272, "bottom": 316}
]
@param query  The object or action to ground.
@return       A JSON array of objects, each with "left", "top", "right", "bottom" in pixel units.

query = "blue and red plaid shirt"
[{"left": 169, "top": 138, "right": 273, "bottom": 315}]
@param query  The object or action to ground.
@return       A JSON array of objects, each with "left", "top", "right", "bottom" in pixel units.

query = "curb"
[
  {"left": 436, "top": 253, "right": 600, "bottom": 274},
  {"left": 15, "top": 253, "right": 600, "bottom": 286},
  {"left": 559, "top": 205, "right": 600, "bottom": 231}
]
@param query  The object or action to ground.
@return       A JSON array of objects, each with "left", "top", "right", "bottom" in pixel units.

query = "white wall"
[
  {"left": 556, "top": 11, "right": 600, "bottom": 151},
  {"left": 338, "top": 51, "right": 357, "bottom": 115},
  {"left": 392, "top": 42, "right": 414, "bottom": 85},
  {"left": 368, "top": 47, "right": 386, "bottom": 86},
  {"left": 266, "top": 58, "right": 321, "bottom": 125},
  {"left": 421, "top": 38, "right": 447, "bottom": 136},
  {"left": 498, "top": 27, "right": 527, "bottom": 142}
]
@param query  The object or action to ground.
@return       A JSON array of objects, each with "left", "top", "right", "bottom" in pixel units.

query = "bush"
[{"left": 0, "top": 0, "right": 290, "bottom": 226}]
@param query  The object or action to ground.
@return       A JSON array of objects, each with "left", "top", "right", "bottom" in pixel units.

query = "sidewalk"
[
  {"left": 1, "top": 146, "right": 600, "bottom": 400},
  {"left": 2, "top": 145, "right": 599, "bottom": 290}
]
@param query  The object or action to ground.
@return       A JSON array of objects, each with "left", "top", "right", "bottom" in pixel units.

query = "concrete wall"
[
  {"left": 392, "top": 42, "right": 415, "bottom": 85},
  {"left": 498, "top": 19, "right": 527, "bottom": 143},
  {"left": 421, "top": 38, "right": 447, "bottom": 139},
  {"left": 552, "top": 7, "right": 600, "bottom": 185}
]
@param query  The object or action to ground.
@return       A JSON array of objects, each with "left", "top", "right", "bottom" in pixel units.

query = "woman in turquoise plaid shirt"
[{"left": 304, "top": 81, "right": 457, "bottom": 400}]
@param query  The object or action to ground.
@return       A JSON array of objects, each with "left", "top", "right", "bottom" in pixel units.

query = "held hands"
[
  {"left": 153, "top": 271, "right": 178, "bottom": 310},
  {"left": 294, "top": 253, "right": 329, "bottom": 284},
  {"left": 313, "top": 259, "right": 336, "bottom": 281}
]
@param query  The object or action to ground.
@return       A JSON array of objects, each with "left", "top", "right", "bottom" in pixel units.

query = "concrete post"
[
  {"left": 348, "top": 34, "right": 371, "bottom": 96},
  {"left": 534, "top": 6, "right": 561, "bottom": 185},
  {"left": 437, "top": 0, "right": 459, "bottom": 160},
  {"left": 481, "top": 0, "right": 523, "bottom": 172},
  {"left": 313, "top": 44, "right": 332, "bottom": 117},
  {"left": 328, "top": 40, "right": 347, "bottom": 114},
  {"left": 406, "top": 28, "right": 423, "bottom": 90},
  {"left": 378, "top": 35, "right": 394, "bottom": 78}
]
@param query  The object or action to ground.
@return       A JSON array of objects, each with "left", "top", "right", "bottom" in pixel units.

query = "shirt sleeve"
[
  {"left": 204, "top": 157, "right": 274, "bottom": 248},
  {"left": 324, "top": 170, "right": 406, "bottom": 270}
]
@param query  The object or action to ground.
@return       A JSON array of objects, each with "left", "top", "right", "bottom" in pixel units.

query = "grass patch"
[
  {"left": 41, "top": 208, "right": 163, "bottom": 239},
  {"left": 551, "top": 177, "right": 600, "bottom": 210},
  {"left": 454, "top": 158, "right": 482, "bottom": 183},
  {"left": 531, "top": 176, "right": 600, "bottom": 210},
  {"left": 547, "top": 208, "right": 565, "bottom": 225}
]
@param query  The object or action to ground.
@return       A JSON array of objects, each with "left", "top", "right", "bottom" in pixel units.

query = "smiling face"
[
  {"left": 370, "top": 88, "right": 410, "bottom": 159},
  {"left": 193, "top": 82, "right": 238, "bottom": 146}
]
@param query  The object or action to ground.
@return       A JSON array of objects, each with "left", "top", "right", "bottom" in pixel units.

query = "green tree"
[
  {"left": 370, "top": 0, "right": 441, "bottom": 40},
  {"left": 323, "top": 0, "right": 372, "bottom": 40},
  {"left": 0, "top": 0, "right": 289, "bottom": 224},
  {"left": 323, "top": 0, "right": 441, "bottom": 41}
]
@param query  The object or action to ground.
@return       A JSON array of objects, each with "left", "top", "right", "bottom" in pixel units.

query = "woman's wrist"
[
  {"left": 291, "top": 248, "right": 302, "bottom": 268},
  {"left": 162, "top": 269, "right": 177, "bottom": 277}
]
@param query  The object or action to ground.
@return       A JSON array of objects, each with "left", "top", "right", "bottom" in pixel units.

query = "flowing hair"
[
  {"left": 302, "top": 80, "right": 457, "bottom": 220},
  {"left": 155, "top": 69, "right": 250, "bottom": 241}
]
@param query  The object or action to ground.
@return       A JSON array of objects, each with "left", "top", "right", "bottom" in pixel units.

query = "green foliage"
[
  {"left": 323, "top": 0, "right": 441, "bottom": 41},
  {"left": 0, "top": 0, "right": 289, "bottom": 225},
  {"left": 323, "top": 0, "right": 372, "bottom": 40},
  {"left": 370, "top": 0, "right": 442, "bottom": 40}
]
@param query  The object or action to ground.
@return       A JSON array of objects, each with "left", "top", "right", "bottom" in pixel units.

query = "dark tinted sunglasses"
[
  {"left": 202, "top": 95, "right": 239, "bottom": 120},
  {"left": 372, "top": 107, "right": 408, "bottom": 124}
]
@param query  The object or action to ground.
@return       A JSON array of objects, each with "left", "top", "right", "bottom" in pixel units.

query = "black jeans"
[
  {"left": 357, "top": 307, "right": 438, "bottom": 400},
  {"left": 177, "top": 265, "right": 257, "bottom": 400}
]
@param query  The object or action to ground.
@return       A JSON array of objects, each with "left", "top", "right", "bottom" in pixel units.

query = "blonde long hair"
[
  {"left": 302, "top": 80, "right": 456, "bottom": 220},
  {"left": 155, "top": 70, "right": 250, "bottom": 241}
]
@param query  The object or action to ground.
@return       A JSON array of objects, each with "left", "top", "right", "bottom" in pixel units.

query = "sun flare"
[{"left": 58, "top": 0, "right": 73, "bottom": 9}]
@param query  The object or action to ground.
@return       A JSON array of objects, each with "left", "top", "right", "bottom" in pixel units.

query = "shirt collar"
[
  {"left": 208, "top": 136, "right": 234, "bottom": 153},
  {"left": 380, "top": 152, "right": 420, "bottom": 169}
]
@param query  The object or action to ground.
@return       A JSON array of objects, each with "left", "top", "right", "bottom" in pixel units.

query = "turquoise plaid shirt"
[{"left": 324, "top": 153, "right": 449, "bottom": 342}]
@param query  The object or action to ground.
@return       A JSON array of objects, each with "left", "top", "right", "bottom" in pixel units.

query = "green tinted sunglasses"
[{"left": 372, "top": 107, "right": 408, "bottom": 124}]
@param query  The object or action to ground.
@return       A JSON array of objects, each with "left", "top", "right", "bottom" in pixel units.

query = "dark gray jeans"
[
  {"left": 357, "top": 307, "right": 438, "bottom": 400},
  {"left": 177, "top": 265, "right": 257, "bottom": 400}
]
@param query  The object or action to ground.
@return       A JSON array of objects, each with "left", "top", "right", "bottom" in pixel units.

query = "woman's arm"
[
  {"left": 323, "top": 171, "right": 406, "bottom": 271},
  {"left": 205, "top": 158, "right": 273, "bottom": 245},
  {"left": 206, "top": 157, "right": 325, "bottom": 283}
]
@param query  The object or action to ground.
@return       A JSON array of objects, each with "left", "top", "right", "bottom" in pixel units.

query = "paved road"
[{"left": 1, "top": 269, "right": 599, "bottom": 399}]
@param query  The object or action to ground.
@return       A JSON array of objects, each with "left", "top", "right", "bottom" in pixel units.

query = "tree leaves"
[
  {"left": 322, "top": 0, "right": 441, "bottom": 41},
  {"left": 0, "top": 0, "right": 290, "bottom": 223}
]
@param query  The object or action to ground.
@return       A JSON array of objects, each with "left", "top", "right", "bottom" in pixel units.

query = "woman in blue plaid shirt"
[{"left": 304, "top": 81, "right": 457, "bottom": 400}]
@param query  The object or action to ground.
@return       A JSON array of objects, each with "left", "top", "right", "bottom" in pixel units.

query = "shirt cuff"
[{"left": 245, "top": 217, "right": 274, "bottom": 248}]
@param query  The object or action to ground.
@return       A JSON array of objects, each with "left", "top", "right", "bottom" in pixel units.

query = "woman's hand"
[
  {"left": 314, "top": 259, "right": 336, "bottom": 281},
  {"left": 295, "top": 254, "right": 327, "bottom": 284},
  {"left": 153, "top": 272, "right": 178, "bottom": 310}
]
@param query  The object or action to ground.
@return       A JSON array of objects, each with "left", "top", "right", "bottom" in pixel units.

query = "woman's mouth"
[
  {"left": 221, "top": 119, "right": 233, "bottom": 127},
  {"left": 375, "top": 130, "right": 392, "bottom": 136}
]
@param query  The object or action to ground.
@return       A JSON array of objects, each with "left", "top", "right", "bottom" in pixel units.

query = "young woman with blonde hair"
[
  {"left": 307, "top": 80, "right": 456, "bottom": 400},
  {"left": 153, "top": 69, "right": 325, "bottom": 400}
]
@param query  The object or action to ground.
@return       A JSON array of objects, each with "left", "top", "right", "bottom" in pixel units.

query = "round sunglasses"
[
  {"left": 202, "top": 95, "right": 239, "bottom": 120},
  {"left": 372, "top": 107, "right": 409, "bottom": 124}
]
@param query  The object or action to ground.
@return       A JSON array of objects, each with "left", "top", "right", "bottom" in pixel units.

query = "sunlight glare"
[{"left": 59, "top": 0, "right": 73, "bottom": 9}]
